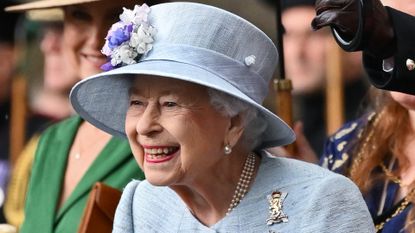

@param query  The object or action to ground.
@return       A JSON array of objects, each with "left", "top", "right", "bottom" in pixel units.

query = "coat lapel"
[
  {"left": 55, "top": 136, "right": 133, "bottom": 221},
  {"left": 22, "top": 116, "right": 81, "bottom": 233}
]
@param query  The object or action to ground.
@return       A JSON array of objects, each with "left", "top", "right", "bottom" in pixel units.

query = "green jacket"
[{"left": 20, "top": 116, "right": 144, "bottom": 233}]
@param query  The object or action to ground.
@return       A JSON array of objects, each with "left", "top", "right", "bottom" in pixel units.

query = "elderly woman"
[{"left": 71, "top": 2, "right": 375, "bottom": 232}]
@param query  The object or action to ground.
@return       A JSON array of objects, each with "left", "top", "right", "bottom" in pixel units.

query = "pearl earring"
[{"left": 224, "top": 144, "right": 232, "bottom": 155}]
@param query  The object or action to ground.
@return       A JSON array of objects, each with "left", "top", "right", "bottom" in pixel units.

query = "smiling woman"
[
  {"left": 70, "top": 2, "right": 376, "bottom": 232},
  {"left": 126, "top": 76, "right": 253, "bottom": 188},
  {"left": 63, "top": 1, "right": 137, "bottom": 78},
  {"left": 4, "top": 0, "right": 163, "bottom": 232}
]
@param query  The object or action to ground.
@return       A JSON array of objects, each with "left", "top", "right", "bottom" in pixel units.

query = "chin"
[
  {"left": 145, "top": 176, "right": 172, "bottom": 187},
  {"left": 391, "top": 92, "right": 415, "bottom": 110},
  {"left": 80, "top": 66, "right": 104, "bottom": 79}
]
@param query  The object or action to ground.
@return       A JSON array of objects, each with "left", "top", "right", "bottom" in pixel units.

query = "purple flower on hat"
[
  {"left": 108, "top": 24, "right": 133, "bottom": 48},
  {"left": 101, "top": 3, "right": 156, "bottom": 71}
]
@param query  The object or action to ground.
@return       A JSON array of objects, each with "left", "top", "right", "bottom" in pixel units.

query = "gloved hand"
[{"left": 311, "top": 0, "right": 395, "bottom": 58}]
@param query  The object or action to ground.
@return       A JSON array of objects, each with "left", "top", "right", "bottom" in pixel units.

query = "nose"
[
  {"left": 41, "top": 29, "right": 62, "bottom": 54},
  {"left": 135, "top": 104, "right": 162, "bottom": 136}
]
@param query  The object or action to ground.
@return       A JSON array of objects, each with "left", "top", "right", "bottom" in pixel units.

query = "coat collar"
[{"left": 55, "top": 117, "right": 133, "bottom": 221}]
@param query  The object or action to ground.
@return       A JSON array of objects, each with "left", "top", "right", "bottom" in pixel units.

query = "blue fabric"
[
  {"left": 320, "top": 115, "right": 411, "bottom": 233},
  {"left": 114, "top": 153, "right": 375, "bottom": 233}
]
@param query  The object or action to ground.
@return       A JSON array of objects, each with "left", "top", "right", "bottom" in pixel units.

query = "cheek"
[
  {"left": 391, "top": 92, "right": 415, "bottom": 110},
  {"left": 129, "top": 139, "right": 144, "bottom": 169},
  {"left": 307, "top": 40, "right": 326, "bottom": 62},
  {"left": 125, "top": 114, "right": 144, "bottom": 165},
  {"left": 63, "top": 24, "right": 85, "bottom": 66},
  {"left": 179, "top": 114, "right": 226, "bottom": 153},
  {"left": 63, "top": 25, "right": 81, "bottom": 52}
]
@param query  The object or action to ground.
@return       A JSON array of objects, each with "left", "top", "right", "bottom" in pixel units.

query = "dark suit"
[{"left": 363, "top": 7, "right": 415, "bottom": 94}]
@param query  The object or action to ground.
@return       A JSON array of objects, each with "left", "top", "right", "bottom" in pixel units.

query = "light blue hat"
[{"left": 70, "top": 2, "right": 295, "bottom": 148}]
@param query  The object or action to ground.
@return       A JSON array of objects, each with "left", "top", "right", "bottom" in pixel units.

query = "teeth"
[{"left": 144, "top": 147, "right": 176, "bottom": 156}]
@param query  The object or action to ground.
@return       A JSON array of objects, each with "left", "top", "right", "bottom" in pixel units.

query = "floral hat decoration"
[
  {"left": 101, "top": 4, "right": 156, "bottom": 71},
  {"left": 70, "top": 2, "right": 296, "bottom": 149}
]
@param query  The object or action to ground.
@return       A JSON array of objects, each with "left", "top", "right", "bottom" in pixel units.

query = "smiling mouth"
[
  {"left": 144, "top": 146, "right": 179, "bottom": 163},
  {"left": 81, "top": 54, "right": 107, "bottom": 66}
]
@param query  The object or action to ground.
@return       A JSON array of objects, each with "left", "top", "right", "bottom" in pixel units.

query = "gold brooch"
[{"left": 266, "top": 191, "right": 288, "bottom": 226}]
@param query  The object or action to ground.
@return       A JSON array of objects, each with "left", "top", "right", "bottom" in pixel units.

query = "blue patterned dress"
[{"left": 320, "top": 113, "right": 411, "bottom": 233}]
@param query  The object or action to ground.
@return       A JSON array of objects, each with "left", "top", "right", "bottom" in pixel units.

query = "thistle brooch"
[{"left": 266, "top": 191, "right": 288, "bottom": 226}]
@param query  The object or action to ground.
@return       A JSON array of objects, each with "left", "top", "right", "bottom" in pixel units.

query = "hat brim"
[
  {"left": 5, "top": 0, "right": 100, "bottom": 12},
  {"left": 70, "top": 60, "right": 295, "bottom": 149},
  {"left": 26, "top": 9, "right": 64, "bottom": 21}
]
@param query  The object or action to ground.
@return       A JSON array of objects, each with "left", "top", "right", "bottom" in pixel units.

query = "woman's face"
[
  {"left": 125, "top": 76, "right": 234, "bottom": 186},
  {"left": 391, "top": 91, "right": 415, "bottom": 111},
  {"left": 41, "top": 25, "right": 78, "bottom": 92},
  {"left": 63, "top": 0, "right": 137, "bottom": 79}
]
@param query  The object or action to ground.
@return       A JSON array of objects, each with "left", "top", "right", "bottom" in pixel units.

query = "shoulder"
[
  {"left": 259, "top": 152, "right": 339, "bottom": 184},
  {"left": 32, "top": 116, "right": 81, "bottom": 164},
  {"left": 243, "top": 154, "right": 374, "bottom": 232},
  {"left": 257, "top": 153, "right": 364, "bottom": 197},
  {"left": 320, "top": 114, "right": 373, "bottom": 173},
  {"left": 38, "top": 115, "right": 81, "bottom": 141},
  {"left": 327, "top": 114, "right": 371, "bottom": 144},
  {"left": 259, "top": 153, "right": 367, "bottom": 203},
  {"left": 114, "top": 180, "right": 141, "bottom": 232},
  {"left": 114, "top": 180, "right": 183, "bottom": 233}
]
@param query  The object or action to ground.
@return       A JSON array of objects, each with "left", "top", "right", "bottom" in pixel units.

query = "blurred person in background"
[
  {"left": 4, "top": 0, "right": 163, "bottom": 232},
  {"left": 0, "top": 0, "right": 54, "bottom": 224},
  {"left": 317, "top": 0, "right": 415, "bottom": 232},
  {"left": 281, "top": 0, "right": 369, "bottom": 156},
  {"left": 28, "top": 9, "right": 77, "bottom": 121},
  {"left": 0, "top": 1, "right": 20, "bottom": 223},
  {"left": 3, "top": 8, "right": 79, "bottom": 228}
]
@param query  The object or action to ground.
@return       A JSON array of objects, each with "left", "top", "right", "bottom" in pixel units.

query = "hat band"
[{"left": 139, "top": 43, "right": 268, "bottom": 103}]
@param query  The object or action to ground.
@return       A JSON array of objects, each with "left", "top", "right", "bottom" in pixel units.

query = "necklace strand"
[
  {"left": 375, "top": 188, "right": 415, "bottom": 232},
  {"left": 379, "top": 163, "right": 404, "bottom": 186},
  {"left": 226, "top": 153, "right": 256, "bottom": 215}
]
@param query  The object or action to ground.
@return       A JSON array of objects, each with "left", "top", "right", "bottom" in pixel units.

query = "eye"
[
  {"left": 67, "top": 8, "right": 91, "bottom": 22},
  {"left": 163, "top": 102, "right": 177, "bottom": 108},
  {"left": 130, "top": 100, "right": 144, "bottom": 106}
]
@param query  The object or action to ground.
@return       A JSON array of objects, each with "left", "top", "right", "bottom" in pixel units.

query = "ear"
[{"left": 225, "top": 113, "right": 245, "bottom": 147}]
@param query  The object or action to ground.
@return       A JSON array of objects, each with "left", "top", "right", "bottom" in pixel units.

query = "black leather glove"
[{"left": 311, "top": 0, "right": 395, "bottom": 58}]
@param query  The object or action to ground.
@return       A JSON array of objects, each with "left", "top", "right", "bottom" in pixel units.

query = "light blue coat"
[{"left": 113, "top": 153, "right": 375, "bottom": 233}]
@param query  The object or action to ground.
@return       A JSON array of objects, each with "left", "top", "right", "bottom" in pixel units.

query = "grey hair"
[{"left": 207, "top": 88, "right": 268, "bottom": 150}]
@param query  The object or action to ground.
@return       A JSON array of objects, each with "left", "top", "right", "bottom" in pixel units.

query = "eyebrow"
[{"left": 128, "top": 87, "right": 180, "bottom": 97}]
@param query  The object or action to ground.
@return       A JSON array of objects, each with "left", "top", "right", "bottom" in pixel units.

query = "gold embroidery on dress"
[
  {"left": 334, "top": 123, "right": 358, "bottom": 140},
  {"left": 332, "top": 153, "right": 349, "bottom": 171},
  {"left": 336, "top": 141, "right": 347, "bottom": 152}
]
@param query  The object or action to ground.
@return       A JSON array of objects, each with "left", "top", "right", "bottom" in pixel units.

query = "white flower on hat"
[
  {"left": 132, "top": 4, "right": 150, "bottom": 24},
  {"left": 101, "top": 3, "right": 156, "bottom": 71},
  {"left": 119, "top": 7, "right": 136, "bottom": 24},
  {"left": 118, "top": 44, "right": 139, "bottom": 65},
  {"left": 130, "top": 24, "right": 156, "bottom": 54}
]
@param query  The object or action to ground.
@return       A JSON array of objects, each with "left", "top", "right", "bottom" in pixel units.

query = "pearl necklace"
[{"left": 226, "top": 153, "right": 256, "bottom": 215}]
